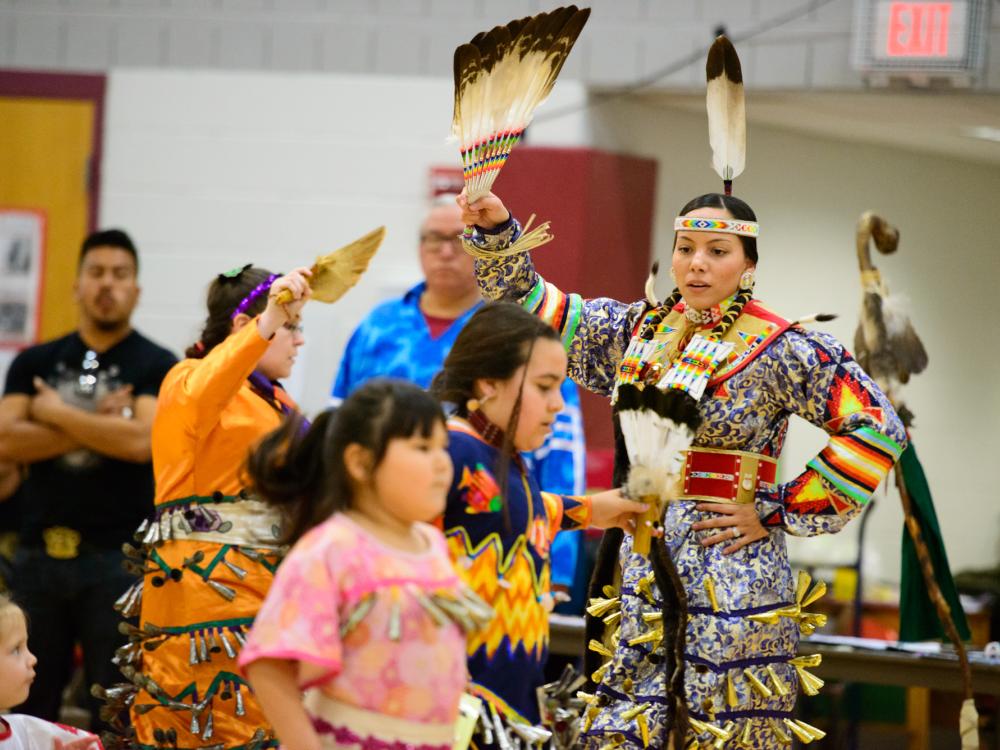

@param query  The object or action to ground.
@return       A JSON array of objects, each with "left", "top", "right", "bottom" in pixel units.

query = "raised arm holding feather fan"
[
  {"left": 452, "top": 6, "right": 589, "bottom": 260},
  {"left": 102, "top": 231, "right": 382, "bottom": 750},
  {"left": 457, "top": 36, "right": 906, "bottom": 750}
]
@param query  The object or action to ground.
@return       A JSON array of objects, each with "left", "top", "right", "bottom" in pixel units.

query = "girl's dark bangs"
[{"left": 379, "top": 389, "right": 446, "bottom": 447}]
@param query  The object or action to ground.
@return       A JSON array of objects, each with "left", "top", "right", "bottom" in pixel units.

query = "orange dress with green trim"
[{"left": 116, "top": 321, "right": 296, "bottom": 750}]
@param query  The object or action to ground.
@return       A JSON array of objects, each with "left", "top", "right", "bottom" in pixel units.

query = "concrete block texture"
[
  {"left": 217, "top": 22, "right": 266, "bottom": 68},
  {"left": 270, "top": 22, "right": 321, "bottom": 70},
  {"left": 0, "top": 0, "right": 995, "bottom": 90},
  {"left": 9, "top": 12, "right": 63, "bottom": 68},
  {"left": 747, "top": 39, "right": 810, "bottom": 88},
  {"left": 64, "top": 15, "right": 114, "bottom": 70},
  {"left": 165, "top": 18, "right": 215, "bottom": 67},
  {"left": 114, "top": 17, "right": 166, "bottom": 66}
]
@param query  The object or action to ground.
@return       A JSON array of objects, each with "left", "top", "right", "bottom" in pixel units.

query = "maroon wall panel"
[{"left": 492, "top": 147, "right": 657, "bottom": 477}]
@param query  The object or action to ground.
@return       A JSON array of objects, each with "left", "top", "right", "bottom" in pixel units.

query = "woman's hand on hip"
[{"left": 691, "top": 502, "right": 769, "bottom": 555}]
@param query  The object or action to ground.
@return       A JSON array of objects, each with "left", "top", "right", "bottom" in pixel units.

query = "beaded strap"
[{"left": 231, "top": 273, "right": 280, "bottom": 319}]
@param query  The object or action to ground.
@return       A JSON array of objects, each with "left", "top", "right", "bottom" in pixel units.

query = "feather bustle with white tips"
[
  {"left": 452, "top": 6, "right": 590, "bottom": 203},
  {"left": 616, "top": 384, "right": 701, "bottom": 555},
  {"left": 705, "top": 36, "right": 746, "bottom": 195}
]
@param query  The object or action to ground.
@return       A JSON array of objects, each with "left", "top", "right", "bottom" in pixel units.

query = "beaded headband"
[
  {"left": 231, "top": 273, "right": 280, "bottom": 320},
  {"left": 674, "top": 217, "right": 759, "bottom": 238}
]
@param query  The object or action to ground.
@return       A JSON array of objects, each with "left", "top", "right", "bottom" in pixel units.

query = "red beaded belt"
[{"left": 678, "top": 447, "right": 778, "bottom": 505}]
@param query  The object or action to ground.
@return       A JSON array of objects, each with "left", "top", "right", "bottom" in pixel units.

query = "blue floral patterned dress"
[{"left": 466, "top": 217, "right": 906, "bottom": 749}]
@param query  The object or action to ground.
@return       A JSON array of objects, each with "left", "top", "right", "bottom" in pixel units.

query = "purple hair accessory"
[{"left": 231, "top": 273, "right": 280, "bottom": 320}]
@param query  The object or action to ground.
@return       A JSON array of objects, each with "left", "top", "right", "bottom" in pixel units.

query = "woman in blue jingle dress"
[{"left": 456, "top": 189, "right": 906, "bottom": 749}]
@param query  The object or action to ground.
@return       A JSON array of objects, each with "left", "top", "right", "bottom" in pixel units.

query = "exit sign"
[
  {"left": 879, "top": 1, "right": 967, "bottom": 60},
  {"left": 853, "top": 0, "right": 989, "bottom": 80}
]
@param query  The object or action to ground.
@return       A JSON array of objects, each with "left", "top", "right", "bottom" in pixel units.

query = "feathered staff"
[
  {"left": 853, "top": 212, "right": 928, "bottom": 422},
  {"left": 452, "top": 6, "right": 589, "bottom": 257},
  {"left": 705, "top": 36, "right": 746, "bottom": 196},
  {"left": 852, "top": 212, "right": 976, "bottom": 749},
  {"left": 271, "top": 226, "right": 385, "bottom": 305}
]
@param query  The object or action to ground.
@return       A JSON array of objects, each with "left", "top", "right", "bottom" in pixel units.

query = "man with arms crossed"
[{"left": 0, "top": 230, "right": 176, "bottom": 728}]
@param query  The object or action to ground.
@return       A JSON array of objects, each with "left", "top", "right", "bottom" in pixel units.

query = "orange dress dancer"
[{"left": 114, "top": 320, "right": 297, "bottom": 750}]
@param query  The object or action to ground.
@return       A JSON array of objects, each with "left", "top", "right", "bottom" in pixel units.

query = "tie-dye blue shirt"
[{"left": 331, "top": 283, "right": 586, "bottom": 586}]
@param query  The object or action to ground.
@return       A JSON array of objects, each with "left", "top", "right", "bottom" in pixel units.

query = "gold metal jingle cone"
[
  {"left": 726, "top": 672, "right": 739, "bottom": 708},
  {"left": 793, "top": 719, "right": 827, "bottom": 741},
  {"left": 586, "top": 596, "right": 619, "bottom": 617},
  {"left": 743, "top": 667, "right": 773, "bottom": 699},
  {"left": 703, "top": 575, "right": 720, "bottom": 612},
  {"left": 795, "top": 666, "right": 825, "bottom": 696}
]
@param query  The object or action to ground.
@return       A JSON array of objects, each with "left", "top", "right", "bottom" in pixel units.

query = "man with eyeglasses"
[
  {"left": 0, "top": 229, "right": 176, "bottom": 729},
  {"left": 332, "top": 196, "right": 587, "bottom": 608}
]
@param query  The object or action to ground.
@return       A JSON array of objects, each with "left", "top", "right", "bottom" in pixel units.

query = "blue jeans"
[{"left": 10, "top": 546, "right": 136, "bottom": 732}]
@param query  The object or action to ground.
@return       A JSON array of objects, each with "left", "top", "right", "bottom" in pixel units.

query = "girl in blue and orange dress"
[{"left": 431, "top": 302, "right": 647, "bottom": 747}]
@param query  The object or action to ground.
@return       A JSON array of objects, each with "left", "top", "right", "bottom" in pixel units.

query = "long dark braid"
[
  {"left": 709, "top": 282, "right": 754, "bottom": 340},
  {"left": 632, "top": 193, "right": 756, "bottom": 742},
  {"left": 639, "top": 287, "right": 684, "bottom": 340}
]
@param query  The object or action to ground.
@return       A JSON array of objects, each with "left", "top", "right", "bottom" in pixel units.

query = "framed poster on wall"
[{"left": 0, "top": 207, "right": 46, "bottom": 349}]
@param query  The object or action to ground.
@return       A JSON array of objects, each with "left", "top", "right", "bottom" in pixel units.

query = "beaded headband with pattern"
[
  {"left": 673, "top": 217, "right": 759, "bottom": 238},
  {"left": 230, "top": 273, "right": 280, "bottom": 320}
]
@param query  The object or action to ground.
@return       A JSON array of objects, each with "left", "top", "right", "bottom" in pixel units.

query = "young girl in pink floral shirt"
[{"left": 238, "top": 380, "right": 490, "bottom": 750}]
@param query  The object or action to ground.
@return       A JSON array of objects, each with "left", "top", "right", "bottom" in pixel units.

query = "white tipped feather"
[
  {"left": 644, "top": 261, "right": 660, "bottom": 307},
  {"left": 792, "top": 313, "right": 837, "bottom": 326},
  {"left": 618, "top": 410, "right": 693, "bottom": 480},
  {"left": 705, "top": 36, "right": 746, "bottom": 185},
  {"left": 452, "top": 7, "right": 589, "bottom": 201}
]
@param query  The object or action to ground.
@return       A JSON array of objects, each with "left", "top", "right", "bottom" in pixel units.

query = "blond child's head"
[{"left": 0, "top": 593, "right": 37, "bottom": 711}]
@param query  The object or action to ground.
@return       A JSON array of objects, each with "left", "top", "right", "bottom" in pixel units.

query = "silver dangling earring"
[
  {"left": 669, "top": 267, "right": 676, "bottom": 282},
  {"left": 739, "top": 269, "right": 755, "bottom": 290}
]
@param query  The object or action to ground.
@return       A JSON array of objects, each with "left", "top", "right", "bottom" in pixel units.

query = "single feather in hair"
[
  {"left": 645, "top": 261, "right": 661, "bottom": 307},
  {"left": 705, "top": 35, "right": 746, "bottom": 194}
]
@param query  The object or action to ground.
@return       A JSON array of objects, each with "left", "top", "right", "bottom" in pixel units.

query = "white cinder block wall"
[
  {"left": 104, "top": 69, "right": 592, "bottom": 417},
  {"left": 106, "top": 70, "right": 466, "bottom": 413}
]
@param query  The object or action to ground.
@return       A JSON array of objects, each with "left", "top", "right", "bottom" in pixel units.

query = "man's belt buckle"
[
  {"left": 42, "top": 526, "right": 81, "bottom": 559},
  {"left": 0, "top": 531, "right": 17, "bottom": 562}
]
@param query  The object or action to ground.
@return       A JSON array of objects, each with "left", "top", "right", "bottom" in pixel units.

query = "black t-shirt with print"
[{"left": 3, "top": 330, "right": 177, "bottom": 549}]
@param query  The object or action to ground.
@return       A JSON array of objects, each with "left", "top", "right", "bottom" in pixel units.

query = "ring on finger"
[{"left": 730, "top": 526, "right": 741, "bottom": 539}]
